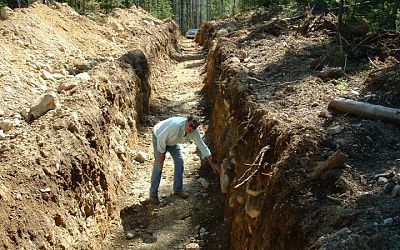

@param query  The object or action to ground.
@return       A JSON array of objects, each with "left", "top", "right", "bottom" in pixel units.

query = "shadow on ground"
[{"left": 119, "top": 203, "right": 157, "bottom": 243}]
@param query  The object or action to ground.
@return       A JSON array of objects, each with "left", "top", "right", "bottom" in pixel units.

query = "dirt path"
[{"left": 103, "top": 39, "right": 222, "bottom": 249}]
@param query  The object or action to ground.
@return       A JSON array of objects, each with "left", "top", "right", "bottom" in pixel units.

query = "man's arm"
[
  {"left": 191, "top": 130, "right": 220, "bottom": 173},
  {"left": 155, "top": 128, "right": 171, "bottom": 165},
  {"left": 191, "top": 130, "right": 211, "bottom": 157}
]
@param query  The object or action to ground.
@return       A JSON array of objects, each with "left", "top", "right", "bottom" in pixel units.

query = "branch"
[
  {"left": 368, "top": 56, "right": 381, "bottom": 69},
  {"left": 234, "top": 145, "right": 270, "bottom": 189},
  {"left": 234, "top": 166, "right": 260, "bottom": 189}
]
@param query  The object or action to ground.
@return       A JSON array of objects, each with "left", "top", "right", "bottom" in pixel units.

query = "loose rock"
[
  {"left": 391, "top": 184, "right": 400, "bottom": 197},
  {"left": 28, "top": 92, "right": 59, "bottom": 121},
  {"left": 0, "top": 7, "right": 12, "bottom": 20},
  {"left": 133, "top": 151, "right": 148, "bottom": 163},
  {"left": 126, "top": 230, "right": 136, "bottom": 239},
  {"left": 198, "top": 178, "right": 210, "bottom": 188},
  {"left": 75, "top": 72, "right": 91, "bottom": 81},
  {"left": 327, "top": 125, "right": 342, "bottom": 135},
  {"left": 0, "top": 119, "right": 14, "bottom": 132},
  {"left": 185, "top": 242, "right": 200, "bottom": 250}
]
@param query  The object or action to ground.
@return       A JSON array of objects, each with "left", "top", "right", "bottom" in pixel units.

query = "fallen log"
[{"left": 329, "top": 97, "right": 400, "bottom": 125}]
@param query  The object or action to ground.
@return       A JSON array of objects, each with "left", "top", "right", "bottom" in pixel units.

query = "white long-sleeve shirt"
[{"left": 153, "top": 117, "right": 211, "bottom": 158}]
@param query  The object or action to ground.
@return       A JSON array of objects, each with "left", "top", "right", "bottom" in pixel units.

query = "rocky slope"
[{"left": 0, "top": 2, "right": 179, "bottom": 248}]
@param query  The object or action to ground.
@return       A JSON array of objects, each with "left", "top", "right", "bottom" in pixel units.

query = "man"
[{"left": 149, "top": 114, "right": 220, "bottom": 205}]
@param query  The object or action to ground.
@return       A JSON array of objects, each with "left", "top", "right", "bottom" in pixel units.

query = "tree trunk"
[
  {"left": 220, "top": 0, "right": 223, "bottom": 17},
  {"left": 199, "top": 0, "right": 202, "bottom": 24},
  {"left": 180, "top": 0, "right": 184, "bottom": 32},
  {"left": 196, "top": 0, "right": 200, "bottom": 27},
  {"left": 206, "top": 0, "right": 209, "bottom": 20},
  {"left": 337, "top": 0, "right": 344, "bottom": 35},
  {"left": 187, "top": 0, "right": 190, "bottom": 28},
  {"left": 393, "top": 0, "right": 400, "bottom": 27}
]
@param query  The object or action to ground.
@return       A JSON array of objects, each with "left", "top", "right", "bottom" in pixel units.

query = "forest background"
[{"left": 1, "top": 0, "right": 400, "bottom": 36}]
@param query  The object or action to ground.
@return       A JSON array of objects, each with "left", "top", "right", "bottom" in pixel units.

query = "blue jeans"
[{"left": 150, "top": 134, "right": 184, "bottom": 197}]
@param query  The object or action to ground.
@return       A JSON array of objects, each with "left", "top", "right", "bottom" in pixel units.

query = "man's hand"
[
  {"left": 156, "top": 152, "right": 166, "bottom": 165},
  {"left": 210, "top": 162, "right": 220, "bottom": 174},
  {"left": 207, "top": 156, "right": 220, "bottom": 174}
]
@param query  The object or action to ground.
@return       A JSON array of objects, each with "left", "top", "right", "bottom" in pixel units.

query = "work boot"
[
  {"left": 173, "top": 191, "right": 189, "bottom": 199},
  {"left": 149, "top": 195, "right": 160, "bottom": 205}
]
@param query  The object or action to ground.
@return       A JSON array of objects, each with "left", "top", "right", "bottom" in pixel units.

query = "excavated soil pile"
[
  {"left": 199, "top": 10, "right": 400, "bottom": 249},
  {"left": 0, "top": 3, "right": 179, "bottom": 249}
]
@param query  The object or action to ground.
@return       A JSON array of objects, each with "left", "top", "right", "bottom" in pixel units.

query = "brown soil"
[
  {"left": 1, "top": 3, "right": 400, "bottom": 250},
  {"left": 198, "top": 9, "right": 400, "bottom": 250}
]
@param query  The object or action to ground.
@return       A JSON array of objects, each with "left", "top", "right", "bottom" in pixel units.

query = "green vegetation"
[
  {"left": 1, "top": 0, "right": 399, "bottom": 36},
  {"left": 397, "top": 10, "right": 400, "bottom": 34},
  {"left": 336, "top": 78, "right": 348, "bottom": 96},
  {"left": 329, "top": 44, "right": 346, "bottom": 68}
]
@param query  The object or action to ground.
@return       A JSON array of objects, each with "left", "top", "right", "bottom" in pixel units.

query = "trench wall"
[
  {"left": 51, "top": 21, "right": 180, "bottom": 248},
  {"left": 199, "top": 22, "right": 318, "bottom": 249},
  {"left": 0, "top": 9, "right": 179, "bottom": 248}
]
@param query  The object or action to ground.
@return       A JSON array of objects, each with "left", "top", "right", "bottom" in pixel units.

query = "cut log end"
[{"left": 312, "top": 150, "right": 348, "bottom": 181}]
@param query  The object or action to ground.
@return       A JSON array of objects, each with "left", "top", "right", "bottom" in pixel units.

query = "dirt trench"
[
  {"left": 113, "top": 10, "right": 400, "bottom": 250},
  {"left": 0, "top": 4, "right": 231, "bottom": 249},
  {"left": 101, "top": 39, "right": 229, "bottom": 250}
]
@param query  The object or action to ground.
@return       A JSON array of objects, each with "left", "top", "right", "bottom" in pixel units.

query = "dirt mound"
[{"left": 0, "top": 2, "right": 179, "bottom": 248}]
